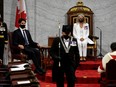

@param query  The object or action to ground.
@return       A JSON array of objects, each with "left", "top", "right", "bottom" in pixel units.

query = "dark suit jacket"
[
  {"left": 50, "top": 36, "right": 80, "bottom": 69},
  {"left": 12, "top": 29, "right": 38, "bottom": 50}
]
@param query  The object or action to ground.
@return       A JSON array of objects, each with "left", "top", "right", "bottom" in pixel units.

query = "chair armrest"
[
  {"left": 88, "top": 35, "right": 99, "bottom": 49},
  {"left": 11, "top": 45, "right": 24, "bottom": 55},
  {"left": 88, "top": 35, "right": 99, "bottom": 40},
  {"left": 11, "top": 46, "right": 20, "bottom": 50},
  {"left": 92, "top": 36, "right": 99, "bottom": 40}
]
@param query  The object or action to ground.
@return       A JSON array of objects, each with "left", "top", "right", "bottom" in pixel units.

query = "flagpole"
[
  {"left": 24, "top": 0, "right": 29, "bottom": 30},
  {"left": 58, "top": 22, "right": 61, "bottom": 67}
]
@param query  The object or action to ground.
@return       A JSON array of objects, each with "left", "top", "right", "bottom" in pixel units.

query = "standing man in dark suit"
[
  {"left": 0, "top": 17, "right": 8, "bottom": 64},
  {"left": 50, "top": 25, "right": 80, "bottom": 87},
  {"left": 12, "top": 18, "right": 45, "bottom": 75}
]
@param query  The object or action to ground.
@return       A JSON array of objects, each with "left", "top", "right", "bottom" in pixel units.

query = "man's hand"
[
  {"left": 37, "top": 43, "right": 40, "bottom": 48},
  {"left": 5, "top": 41, "right": 8, "bottom": 44},
  {"left": 18, "top": 45, "right": 24, "bottom": 49}
]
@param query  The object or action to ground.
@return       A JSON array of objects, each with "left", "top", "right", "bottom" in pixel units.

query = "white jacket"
[{"left": 73, "top": 23, "right": 93, "bottom": 44}]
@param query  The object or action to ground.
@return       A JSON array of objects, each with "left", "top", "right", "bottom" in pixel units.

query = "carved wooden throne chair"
[{"left": 67, "top": 1, "right": 98, "bottom": 57}]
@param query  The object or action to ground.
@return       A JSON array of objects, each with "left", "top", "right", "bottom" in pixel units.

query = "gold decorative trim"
[
  {"left": 70, "top": 7, "right": 77, "bottom": 12},
  {"left": 77, "top": 0, "right": 83, "bottom": 6}
]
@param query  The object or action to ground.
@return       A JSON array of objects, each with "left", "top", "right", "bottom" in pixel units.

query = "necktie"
[{"left": 23, "top": 30, "right": 29, "bottom": 45}]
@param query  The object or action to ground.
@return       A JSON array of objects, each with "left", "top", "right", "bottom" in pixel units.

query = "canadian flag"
[{"left": 15, "top": 0, "right": 28, "bottom": 29}]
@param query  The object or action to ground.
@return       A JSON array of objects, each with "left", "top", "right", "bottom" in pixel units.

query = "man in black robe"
[{"left": 50, "top": 25, "right": 80, "bottom": 87}]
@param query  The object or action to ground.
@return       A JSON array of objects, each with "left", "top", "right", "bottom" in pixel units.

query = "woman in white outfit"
[{"left": 73, "top": 14, "right": 93, "bottom": 61}]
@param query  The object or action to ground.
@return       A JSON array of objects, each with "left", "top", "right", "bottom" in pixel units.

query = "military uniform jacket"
[{"left": 0, "top": 22, "right": 8, "bottom": 43}]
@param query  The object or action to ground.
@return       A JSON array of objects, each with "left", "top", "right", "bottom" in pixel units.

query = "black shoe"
[
  {"left": 74, "top": 76, "right": 77, "bottom": 81},
  {"left": 39, "top": 67, "right": 46, "bottom": 73},
  {"left": 34, "top": 68, "right": 46, "bottom": 75},
  {"left": 34, "top": 69, "right": 43, "bottom": 75}
]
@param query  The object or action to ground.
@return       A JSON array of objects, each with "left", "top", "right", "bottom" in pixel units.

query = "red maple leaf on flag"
[{"left": 15, "top": 0, "right": 27, "bottom": 29}]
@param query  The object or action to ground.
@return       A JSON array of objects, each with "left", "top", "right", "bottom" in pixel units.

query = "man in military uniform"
[{"left": 0, "top": 17, "right": 8, "bottom": 63}]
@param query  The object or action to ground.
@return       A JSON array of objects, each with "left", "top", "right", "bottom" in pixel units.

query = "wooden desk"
[
  {"left": 0, "top": 67, "right": 11, "bottom": 86},
  {"left": 8, "top": 62, "right": 40, "bottom": 87},
  {"left": 48, "top": 36, "right": 55, "bottom": 46},
  {"left": 10, "top": 71, "right": 35, "bottom": 80},
  {"left": 12, "top": 78, "right": 39, "bottom": 87},
  {"left": 8, "top": 62, "right": 31, "bottom": 75}
]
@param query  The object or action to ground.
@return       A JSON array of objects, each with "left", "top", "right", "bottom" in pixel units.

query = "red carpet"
[{"left": 35, "top": 58, "right": 101, "bottom": 87}]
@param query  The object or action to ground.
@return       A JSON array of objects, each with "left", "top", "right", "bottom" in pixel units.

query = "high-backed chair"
[
  {"left": 100, "top": 59, "right": 116, "bottom": 87},
  {"left": 67, "top": 1, "right": 99, "bottom": 57},
  {"left": 8, "top": 32, "right": 27, "bottom": 62}
]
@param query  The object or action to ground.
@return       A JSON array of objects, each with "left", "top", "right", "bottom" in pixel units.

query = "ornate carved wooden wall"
[
  {"left": 0, "top": 0, "right": 3, "bottom": 19},
  {"left": 67, "top": 1, "right": 93, "bottom": 36}
]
